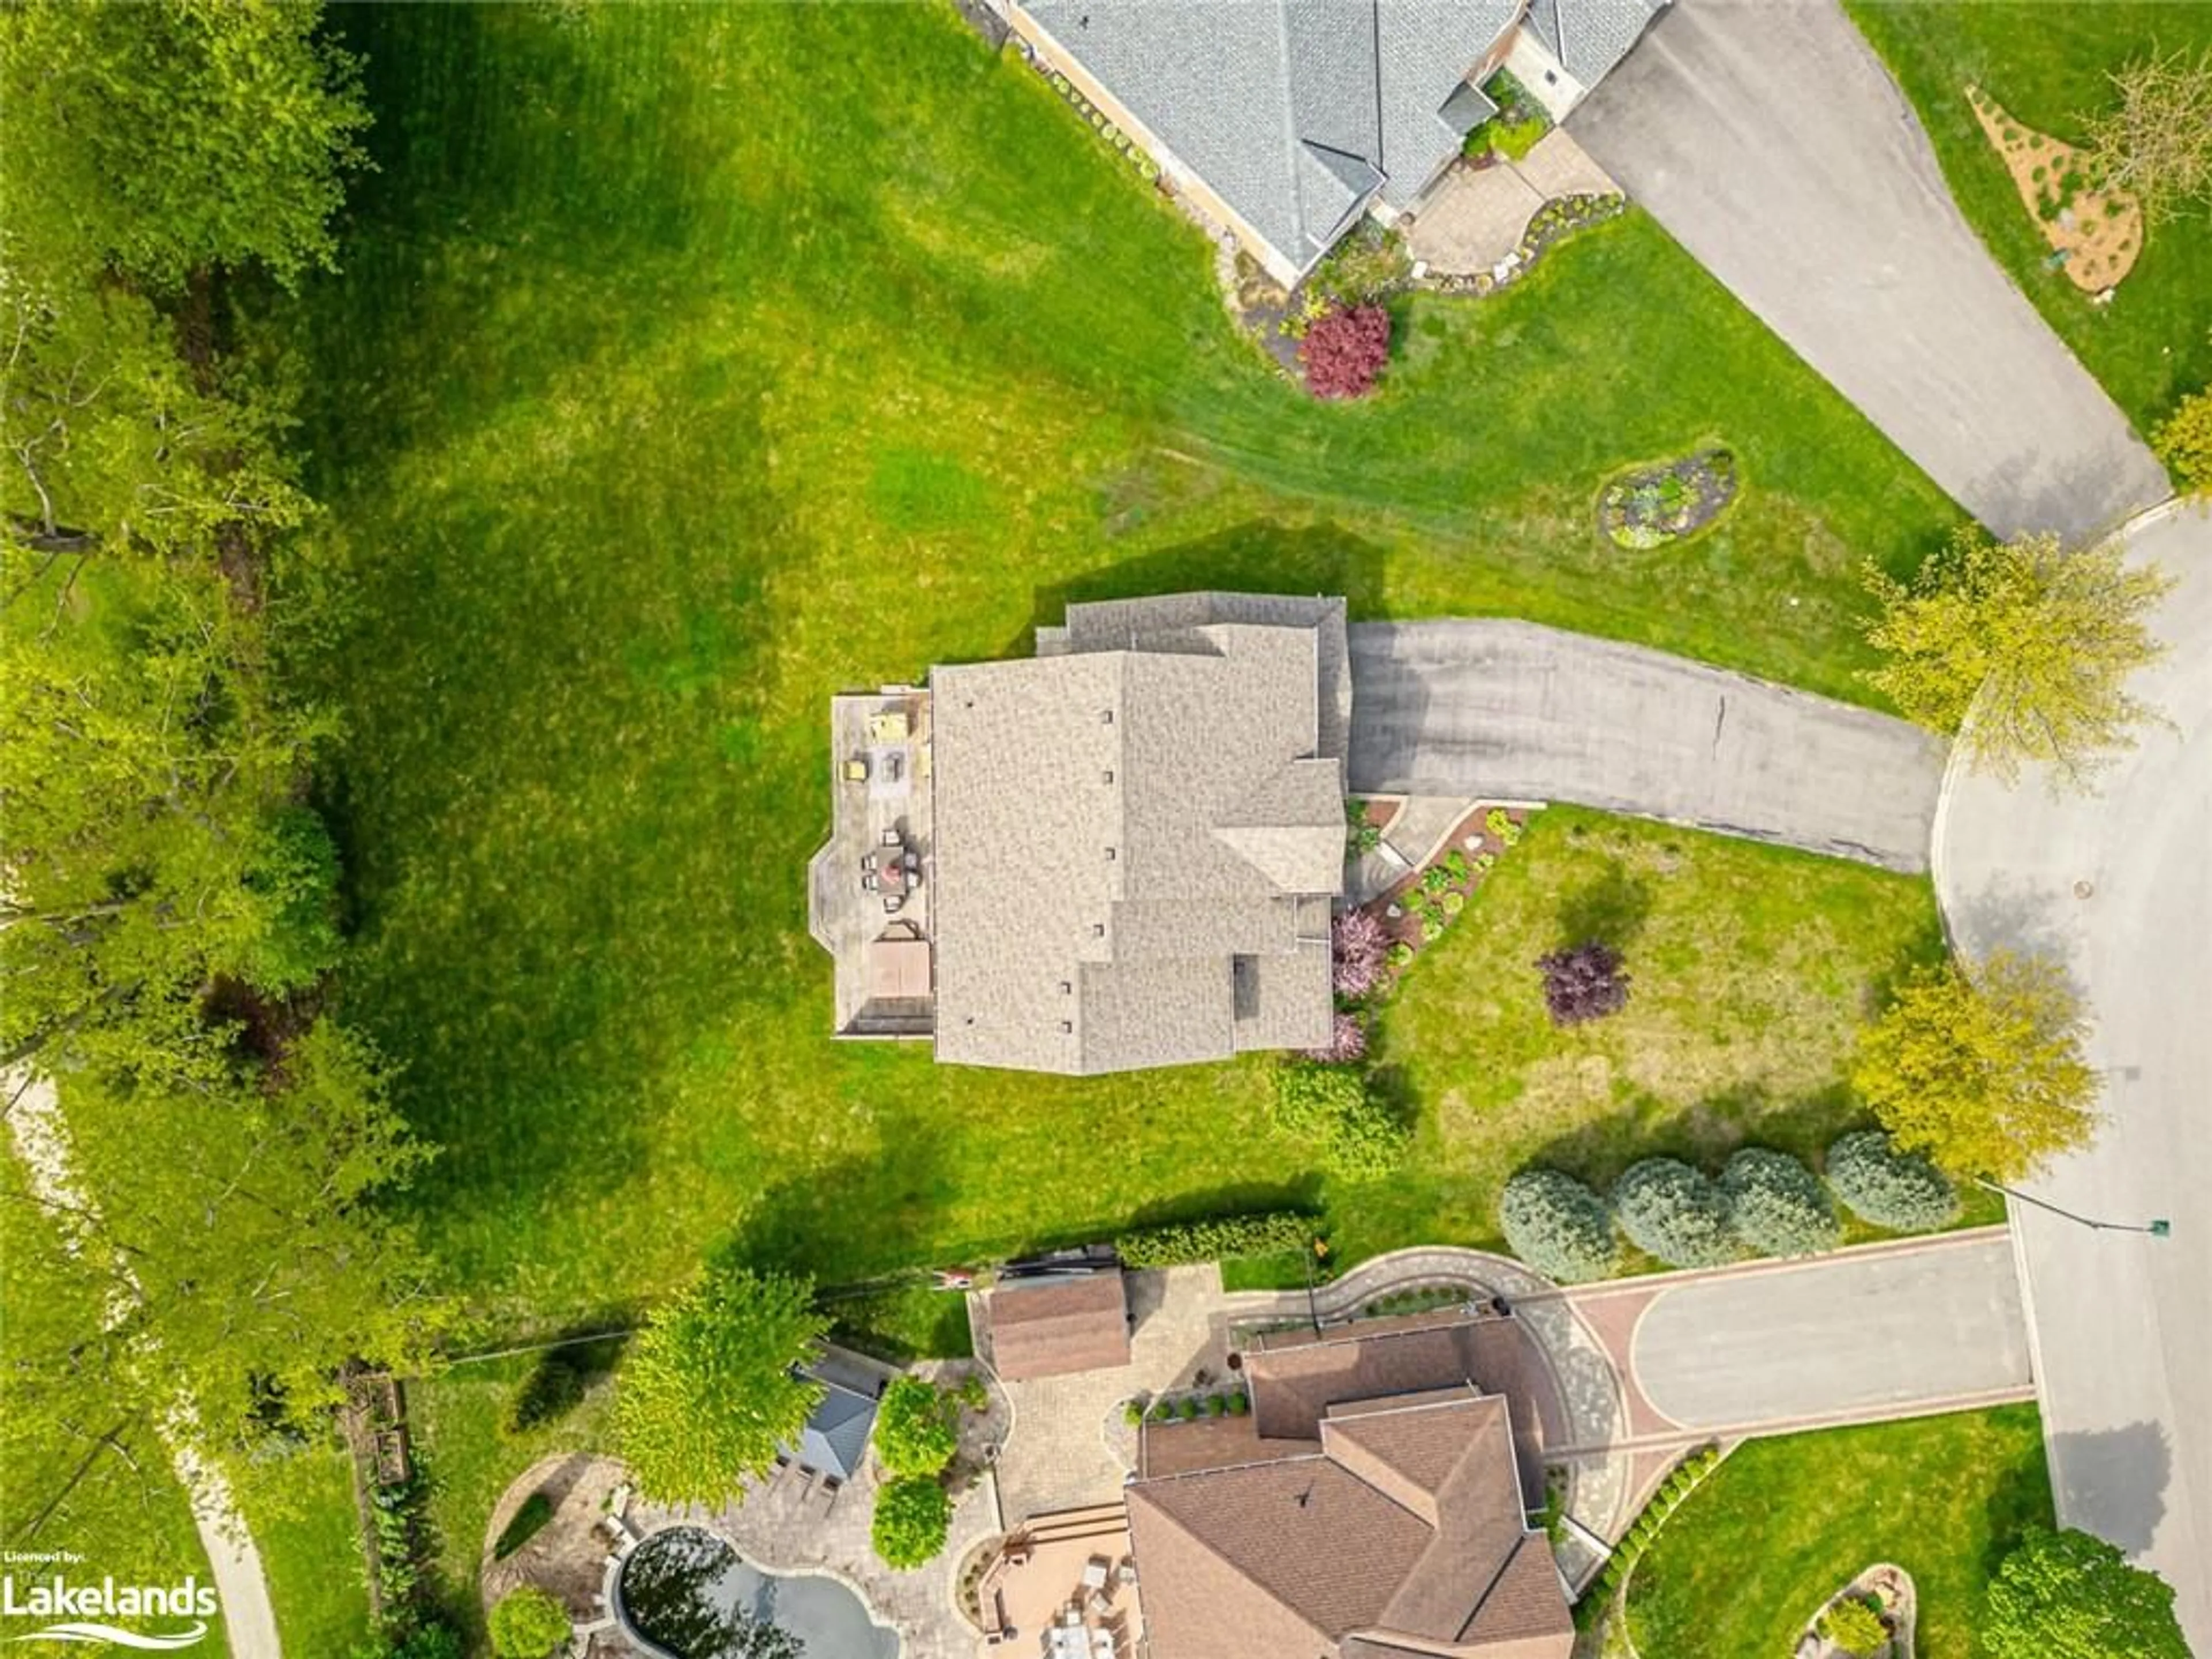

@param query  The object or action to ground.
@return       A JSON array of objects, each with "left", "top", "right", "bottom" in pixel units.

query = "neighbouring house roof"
[
  {"left": 1022, "top": 0, "right": 1521, "bottom": 277},
  {"left": 931, "top": 594, "right": 1346, "bottom": 1075},
  {"left": 1126, "top": 1387, "right": 1573, "bottom": 1659},
  {"left": 787, "top": 1376, "right": 878, "bottom": 1480},
  {"left": 987, "top": 1273, "right": 1132, "bottom": 1380},
  {"left": 1524, "top": 0, "right": 1669, "bottom": 88}
]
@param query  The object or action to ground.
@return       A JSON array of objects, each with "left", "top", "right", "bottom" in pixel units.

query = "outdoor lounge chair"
[
  {"left": 843, "top": 759, "right": 868, "bottom": 783},
  {"left": 884, "top": 895, "right": 903, "bottom": 914}
]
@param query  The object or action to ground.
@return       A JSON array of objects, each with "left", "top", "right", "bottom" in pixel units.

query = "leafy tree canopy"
[
  {"left": 0, "top": 0, "right": 369, "bottom": 290},
  {"left": 615, "top": 1269, "right": 827, "bottom": 1506},
  {"left": 1851, "top": 953, "right": 2097, "bottom": 1183},
  {"left": 488, "top": 1588, "right": 571, "bottom": 1659},
  {"left": 1983, "top": 1527, "right": 2189, "bottom": 1659},
  {"left": 873, "top": 1375, "right": 958, "bottom": 1479},
  {"left": 1862, "top": 528, "right": 2174, "bottom": 788},
  {"left": 870, "top": 1474, "right": 951, "bottom": 1570},
  {"left": 2082, "top": 47, "right": 2212, "bottom": 228}
]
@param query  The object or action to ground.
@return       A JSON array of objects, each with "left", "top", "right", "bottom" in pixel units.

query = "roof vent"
[
  {"left": 1060, "top": 980, "right": 1073, "bottom": 995},
  {"left": 1101, "top": 768, "right": 1114, "bottom": 784},
  {"left": 1059, "top": 1020, "right": 1074, "bottom": 1033},
  {"left": 1104, "top": 847, "right": 1118, "bottom": 862},
  {"left": 1092, "top": 922, "right": 1105, "bottom": 938},
  {"left": 1099, "top": 709, "right": 1113, "bottom": 725}
]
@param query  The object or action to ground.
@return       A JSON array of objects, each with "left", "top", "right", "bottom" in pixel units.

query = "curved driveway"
[
  {"left": 1935, "top": 502, "right": 2212, "bottom": 1648},
  {"left": 1569, "top": 0, "right": 2167, "bottom": 541},
  {"left": 1347, "top": 619, "right": 1945, "bottom": 870}
]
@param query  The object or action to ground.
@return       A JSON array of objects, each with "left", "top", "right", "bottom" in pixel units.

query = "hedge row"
[
  {"left": 1500, "top": 1131, "right": 1958, "bottom": 1278},
  {"left": 1114, "top": 1210, "right": 1318, "bottom": 1268},
  {"left": 1573, "top": 1443, "right": 1724, "bottom": 1629}
]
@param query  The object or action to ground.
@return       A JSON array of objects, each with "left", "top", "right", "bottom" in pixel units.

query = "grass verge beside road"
[
  {"left": 1626, "top": 1404, "right": 2052, "bottom": 1659},
  {"left": 1846, "top": 1, "right": 2212, "bottom": 449}
]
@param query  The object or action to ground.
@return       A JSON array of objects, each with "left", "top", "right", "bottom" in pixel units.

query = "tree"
[
  {"left": 1862, "top": 528, "right": 2175, "bottom": 787},
  {"left": 873, "top": 1376, "right": 958, "bottom": 1479},
  {"left": 2152, "top": 382, "right": 2212, "bottom": 496},
  {"left": 870, "top": 1474, "right": 951, "bottom": 1570},
  {"left": 614, "top": 1268, "right": 827, "bottom": 1506},
  {"left": 487, "top": 1589, "right": 571, "bottom": 1659},
  {"left": 0, "top": 0, "right": 369, "bottom": 291},
  {"left": 1982, "top": 1527, "right": 2189, "bottom": 1659},
  {"left": 1331, "top": 908, "right": 1389, "bottom": 999},
  {"left": 1498, "top": 1168, "right": 1619, "bottom": 1284},
  {"left": 1536, "top": 941, "right": 1630, "bottom": 1027},
  {"left": 1819, "top": 1595, "right": 1888, "bottom": 1658},
  {"left": 1612, "top": 1158, "right": 1737, "bottom": 1269},
  {"left": 1301, "top": 304, "right": 1391, "bottom": 400},
  {"left": 2081, "top": 47, "right": 2212, "bottom": 227},
  {"left": 1851, "top": 954, "right": 2097, "bottom": 1183},
  {"left": 1824, "top": 1129, "right": 1958, "bottom": 1232},
  {"left": 1719, "top": 1148, "right": 1839, "bottom": 1257},
  {"left": 1270, "top": 1063, "right": 1410, "bottom": 1181}
]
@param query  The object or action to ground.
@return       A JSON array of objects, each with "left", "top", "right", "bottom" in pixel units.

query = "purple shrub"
[
  {"left": 1301, "top": 304, "right": 1391, "bottom": 400},
  {"left": 1302, "top": 1012, "right": 1369, "bottom": 1064},
  {"left": 1537, "top": 941, "right": 1630, "bottom": 1027},
  {"left": 1332, "top": 908, "right": 1390, "bottom": 999}
]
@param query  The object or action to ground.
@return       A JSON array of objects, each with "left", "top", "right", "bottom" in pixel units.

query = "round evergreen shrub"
[
  {"left": 1611, "top": 1158, "right": 1736, "bottom": 1268},
  {"left": 1719, "top": 1147, "right": 1839, "bottom": 1257},
  {"left": 1825, "top": 1129, "right": 1959, "bottom": 1231},
  {"left": 1498, "top": 1167, "right": 1619, "bottom": 1284}
]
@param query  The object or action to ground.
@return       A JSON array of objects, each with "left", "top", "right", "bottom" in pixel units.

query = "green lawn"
[
  {"left": 1315, "top": 807, "right": 1965, "bottom": 1271},
  {"left": 234, "top": 1441, "right": 375, "bottom": 1658},
  {"left": 293, "top": 2, "right": 1964, "bottom": 1334},
  {"left": 1846, "top": 1, "right": 2212, "bottom": 447},
  {"left": 408, "top": 1351, "right": 621, "bottom": 1646},
  {"left": 1626, "top": 1405, "right": 2054, "bottom": 1659}
]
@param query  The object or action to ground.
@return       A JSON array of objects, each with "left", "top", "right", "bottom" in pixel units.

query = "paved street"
[
  {"left": 1346, "top": 619, "right": 1945, "bottom": 870},
  {"left": 1934, "top": 502, "right": 2212, "bottom": 1649},
  {"left": 1569, "top": 0, "right": 2167, "bottom": 541},
  {"left": 1618, "top": 1232, "right": 2033, "bottom": 1433}
]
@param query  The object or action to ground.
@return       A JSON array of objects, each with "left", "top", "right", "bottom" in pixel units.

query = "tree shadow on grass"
[
  {"left": 1556, "top": 858, "right": 1653, "bottom": 952},
  {"left": 1119, "top": 1179, "right": 1327, "bottom": 1233},
  {"left": 1980, "top": 1415, "right": 2062, "bottom": 1580}
]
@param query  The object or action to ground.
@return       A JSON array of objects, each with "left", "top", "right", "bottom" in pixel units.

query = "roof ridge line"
[{"left": 1129, "top": 1479, "right": 1339, "bottom": 1650}]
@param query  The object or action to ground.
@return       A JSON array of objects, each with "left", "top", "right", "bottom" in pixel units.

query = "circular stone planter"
[
  {"left": 1797, "top": 1562, "right": 1916, "bottom": 1659},
  {"left": 1596, "top": 449, "right": 1739, "bottom": 550}
]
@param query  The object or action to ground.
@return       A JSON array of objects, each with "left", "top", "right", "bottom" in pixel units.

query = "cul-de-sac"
[{"left": 4, "top": 2, "right": 2208, "bottom": 1657}]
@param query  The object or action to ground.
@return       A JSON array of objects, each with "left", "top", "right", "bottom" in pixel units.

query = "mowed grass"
[
  {"left": 296, "top": 3, "right": 1963, "bottom": 1330},
  {"left": 234, "top": 1442, "right": 374, "bottom": 1658},
  {"left": 1847, "top": 1, "right": 2212, "bottom": 446},
  {"left": 1626, "top": 1406, "right": 2054, "bottom": 1659},
  {"left": 1324, "top": 808, "right": 1952, "bottom": 1268}
]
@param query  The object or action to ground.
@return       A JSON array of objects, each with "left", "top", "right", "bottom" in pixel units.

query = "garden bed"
[
  {"left": 1597, "top": 449, "right": 1738, "bottom": 550},
  {"left": 1372, "top": 805, "right": 1532, "bottom": 964},
  {"left": 1967, "top": 85, "right": 2139, "bottom": 293}
]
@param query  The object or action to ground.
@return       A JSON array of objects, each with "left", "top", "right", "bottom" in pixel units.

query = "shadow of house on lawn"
[{"left": 1006, "top": 518, "right": 1392, "bottom": 660}]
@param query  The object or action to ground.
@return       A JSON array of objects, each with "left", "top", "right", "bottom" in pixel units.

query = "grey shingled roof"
[
  {"left": 789, "top": 1377, "right": 877, "bottom": 1480},
  {"left": 1526, "top": 0, "right": 1668, "bottom": 86},
  {"left": 933, "top": 596, "right": 1345, "bottom": 1074},
  {"left": 1024, "top": 0, "right": 1519, "bottom": 275}
]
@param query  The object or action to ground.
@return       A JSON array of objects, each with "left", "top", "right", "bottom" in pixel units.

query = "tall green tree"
[
  {"left": 0, "top": 0, "right": 368, "bottom": 291},
  {"left": 1862, "top": 528, "right": 2174, "bottom": 789},
  {"left": 1851, "top": 953, "right": 2098, "bottom": 1183},
  {"left": 1983, "top": 1527, "right": 2189, "bottom": 1659},
  {"left": 615, "top": 1269, "right": 827, "bottom": 1506},
  {"left": 873, "top": 1375, "right": 958, "bottom": 1478},
  {"left": 870, "top": 1474, "right": 952, "bottom": 1570}
]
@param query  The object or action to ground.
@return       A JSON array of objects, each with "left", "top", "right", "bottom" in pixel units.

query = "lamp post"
[
  {"left": 1975, "top": 1176, "right": 2171, "bottom": 1237},
  {"left": 1302, "top": 1238, "right": 1330, "bottom": 1334}
]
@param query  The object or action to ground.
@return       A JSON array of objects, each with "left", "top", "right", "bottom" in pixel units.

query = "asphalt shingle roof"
[
  {"left": 1024, "top": 0, "right": 1520, "bottom": 275},
  {"left": 1526, "top": 0, "right": 1668, "bottom": 86},
  {"left": 932, "top": 596, "right": 1345, "bottom": 1074},
  {"left": 986, "top": 1274, "right": 1133, "bottom": 1380}
]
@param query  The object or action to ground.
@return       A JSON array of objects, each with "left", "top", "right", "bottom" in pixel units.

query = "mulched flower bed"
[
  {"left": 1368, "top": 804, "right": 1532, "bottom": 963},
  {"left": 1596, "top": 448, "right": 1738, "bottom": 550}
]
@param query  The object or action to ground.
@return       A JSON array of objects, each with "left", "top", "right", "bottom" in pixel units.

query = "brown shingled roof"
[
  {"left": 1126, "top": 1373, "right": 1572, "bottom": 1659},
  {"left": 986, "top": 1274, "right": 1131, "bottom": 1380}
]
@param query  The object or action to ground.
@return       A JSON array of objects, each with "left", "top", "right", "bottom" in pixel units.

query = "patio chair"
[
  {"left": 862, "top": 873, "right": 880, "bottom": 892},
  {"left": 843, "top": 759, "right": 868, "bottom": 783},
  {"left": 881, "top": 828, "right": 902, "bottom": 849},
  {"left": 861, "top": 853, "right": 879, "bottom": 873},
  {"left": 901, "top": 850, "right": 921, "bottom": 870},
  {"left": 884, "top": 895, "right": 903, "bottom": 914}
]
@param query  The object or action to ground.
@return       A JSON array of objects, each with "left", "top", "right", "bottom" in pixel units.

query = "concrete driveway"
[
  {"left": 1934, "top": 501, "right": 2211, "bottom": 1647},
  {"left": 1568, "top": 0, "right": 2167, "bottom": 541},
  {"left": 1346, "top": 619, "right": 1945, "bottom": 870}
]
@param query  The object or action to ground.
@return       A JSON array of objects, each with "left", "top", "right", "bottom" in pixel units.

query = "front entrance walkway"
[
  {"left": 1567, "top": 0, "right": 2166, "bottom": 540},
  {"left": 1404, "top": 131, "right": 1618, "bottom": 275}
]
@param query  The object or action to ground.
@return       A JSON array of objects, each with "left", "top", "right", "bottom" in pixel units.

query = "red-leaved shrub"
[
  {"left": 1300, "top": 304, "right": 1390, "bottom": 400},
  {"left": 1332, "top": 908, "right": 1389, "bottom": 999},
  {"left": 1302, "top": 1012, "right": 1369, "bottom": 1064}
]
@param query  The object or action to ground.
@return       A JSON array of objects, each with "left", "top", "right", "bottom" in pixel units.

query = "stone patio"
[
  {"left": 983, "top": 1266, "right": 1229, "bottom": 1526},
  {"left": 1404, "top": 131, "right": 1618, "bottom": 275}
]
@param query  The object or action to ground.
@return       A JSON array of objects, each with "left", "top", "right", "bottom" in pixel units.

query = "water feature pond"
[{"left": 618, "top": 1526, "right": 898, "bottom": 1659}]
